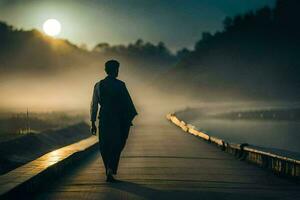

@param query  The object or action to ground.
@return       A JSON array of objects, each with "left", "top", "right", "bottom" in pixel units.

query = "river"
[{"left": 188, "top": 118, "right": 300, "bottom": 153}]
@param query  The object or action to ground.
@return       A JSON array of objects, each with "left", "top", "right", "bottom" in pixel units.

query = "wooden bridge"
[{"left": 1, "top": 116, "right": 299, "bottom": 200}]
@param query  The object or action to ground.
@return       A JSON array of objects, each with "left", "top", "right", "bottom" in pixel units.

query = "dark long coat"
[{"left": 90, "top": 76, "right": 137, "bottom": 174}]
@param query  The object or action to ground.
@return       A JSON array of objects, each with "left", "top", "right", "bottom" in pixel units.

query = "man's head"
[{"left": 105, "top": 60, "right": 119, "bottom": 78}]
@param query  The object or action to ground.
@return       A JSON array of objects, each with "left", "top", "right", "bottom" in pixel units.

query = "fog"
[
  {"left": 1, "top": 68, "right": 296, "bottom": 120},
  {"left": 0, "top": 59, "right": 191, "bottom": 117},
  {"left": 0, "top": 22, "right": 191, "bottom": 118}
]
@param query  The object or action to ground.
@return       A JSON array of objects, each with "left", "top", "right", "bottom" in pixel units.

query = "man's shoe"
[{"left": 106, "top": 174, "right": 116, "bottom": 182}]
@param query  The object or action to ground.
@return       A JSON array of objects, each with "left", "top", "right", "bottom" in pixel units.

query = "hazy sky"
[{"left": 0, "top": 0, "right": 276, "bottom": 51}]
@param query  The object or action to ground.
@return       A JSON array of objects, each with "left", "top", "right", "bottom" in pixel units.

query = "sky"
[{"left": 0, "top": 0, "right": 276, "bottom": 51}]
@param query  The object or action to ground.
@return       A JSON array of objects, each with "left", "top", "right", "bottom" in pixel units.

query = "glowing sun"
[{"left": 43, "top": 19, "right": 61, "bottom": 37}]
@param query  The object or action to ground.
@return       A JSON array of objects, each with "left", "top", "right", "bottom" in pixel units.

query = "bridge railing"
[
  {"left": 167, "top": 113, "right": 300, "bottom": 179},
  {"left": 0, "top": 136, "right": 98, "bottom": 199}
]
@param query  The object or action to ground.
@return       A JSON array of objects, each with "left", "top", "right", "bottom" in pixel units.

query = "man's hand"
[{"left": 91, "top": 122, "right": 97, "bottom": 135}]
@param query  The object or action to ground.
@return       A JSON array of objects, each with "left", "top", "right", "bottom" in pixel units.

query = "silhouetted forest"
[
  {"left": 0, "top": 22, "right": 175, "bottom": 77},
  {"left": 156, "top": 0, "right": 300, "bottom": 101},
  {"left": 93, "top": 39, "right": 174, "bottom": 63},
  {"left": 0, "top": 23, "right": 88, "bottom": 75},
  {"left": 0, "top": 22, "right": 176, "bottom": 110},
  {"left": 92, "top": 39, "right": 176, "bottom": 79}
]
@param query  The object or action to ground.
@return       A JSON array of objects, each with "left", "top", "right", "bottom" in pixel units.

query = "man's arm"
[{"left": 90, "top": 83, "right": 99, "bottom": 135}]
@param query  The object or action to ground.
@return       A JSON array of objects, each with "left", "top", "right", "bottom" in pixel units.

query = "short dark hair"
[{"left": 105, "top": 60, "right": 119, "bottom": 77}]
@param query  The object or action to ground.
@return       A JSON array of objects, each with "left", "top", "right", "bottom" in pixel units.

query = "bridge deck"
[{"left": 32, "top": 120, "right": 299, "bottom": 200}]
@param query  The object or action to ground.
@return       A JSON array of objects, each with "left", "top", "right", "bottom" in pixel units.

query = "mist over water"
[{"left": 193, "top": 119, "right": 300, "bottom": 153}]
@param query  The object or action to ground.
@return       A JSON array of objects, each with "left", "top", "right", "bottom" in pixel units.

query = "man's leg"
[
  {"left": 99, "top": 142, "right": 108, "bottom": 174},
  {"left": 105, "top": 145, "right": 118, "bottom": 182},
  {"left": 111, "top": 149, "right": 122, "bottom": 175}
]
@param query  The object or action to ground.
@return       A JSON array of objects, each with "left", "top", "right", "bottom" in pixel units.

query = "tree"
[
  {"left": 176, "top": 48, "right": 190, "bottom": 59},
  {"left": 223, "top": 17, "right": 233, "bottom": 31},
  {"left": 194, "top": 32, "right": 213, "bottom": 51},
  {"left": 93, "top": 43, "right": 110, "bottom": 53}
]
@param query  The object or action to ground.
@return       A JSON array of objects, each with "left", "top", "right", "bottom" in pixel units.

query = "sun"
[{"left": 43, "top": 19, "right": 61, "bottom": 37}]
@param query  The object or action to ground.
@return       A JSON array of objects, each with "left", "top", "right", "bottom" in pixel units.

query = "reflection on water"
[{"left": 191, "top": 119, "right": 300, "bottom": 153}]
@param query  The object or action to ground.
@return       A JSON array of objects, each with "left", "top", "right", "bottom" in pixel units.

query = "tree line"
[{"left": 157, "top": 0, "right": 300, "bottom": 101}]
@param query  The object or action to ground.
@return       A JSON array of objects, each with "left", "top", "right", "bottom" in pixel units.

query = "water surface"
[{"left": 190, "top": 118, "right": 300, "bottom": 153}]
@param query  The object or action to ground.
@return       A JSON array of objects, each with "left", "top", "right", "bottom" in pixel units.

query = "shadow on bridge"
[{"left": 109, "top": 180, "right": 271, "bottom": 200}]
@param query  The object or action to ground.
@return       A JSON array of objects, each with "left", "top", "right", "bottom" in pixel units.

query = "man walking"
[{"left": 90, "top": 60, "right": 137, "bottom": 182}]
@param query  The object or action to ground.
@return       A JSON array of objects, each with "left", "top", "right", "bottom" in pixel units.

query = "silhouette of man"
[{"left": 90, "top": 60, "right": 137, "bottom": 182}]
